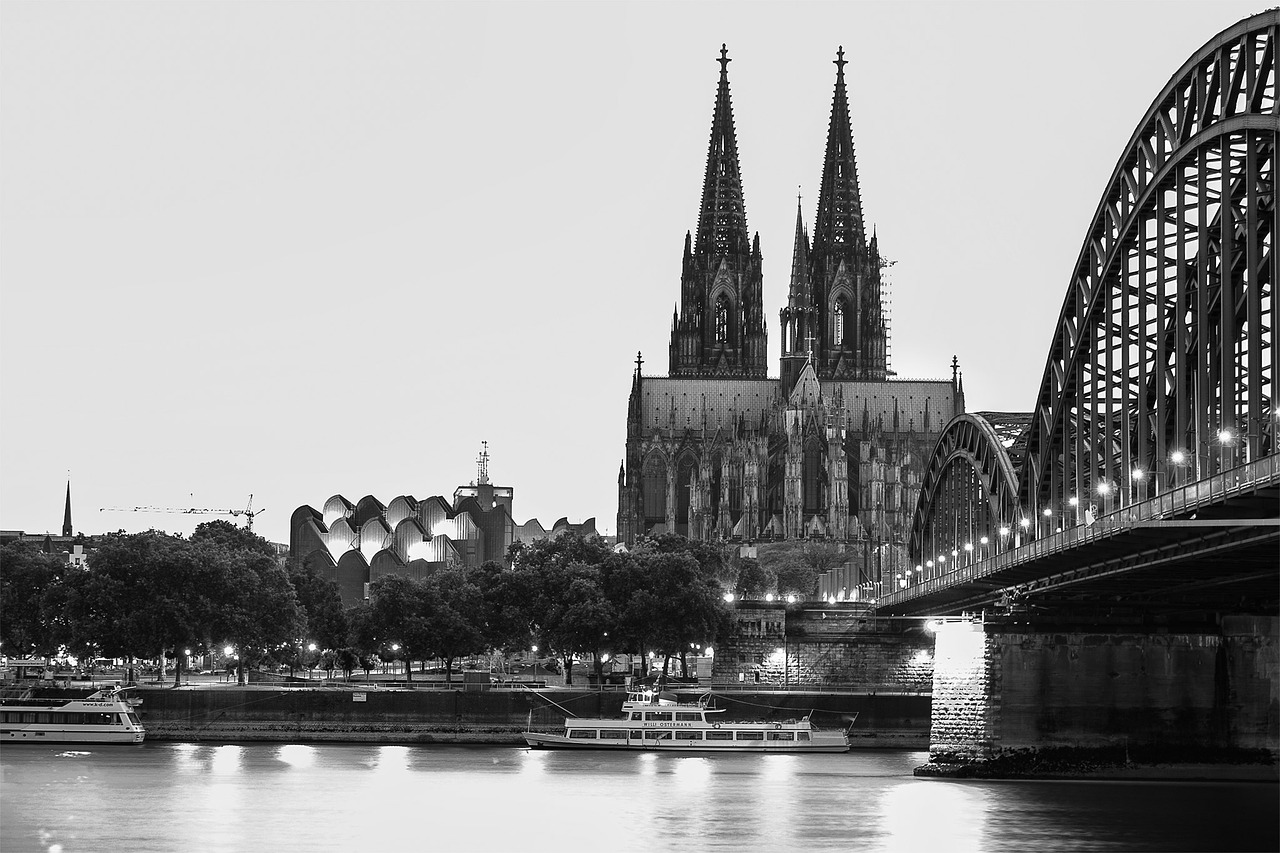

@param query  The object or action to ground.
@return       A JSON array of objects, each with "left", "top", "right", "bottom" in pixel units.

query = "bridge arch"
[
  {"left": 1021, "top": 11, "right": 1276, "bottom": 524},
  {"left": 910, "top": 412, "right": 1029, "bottom": 567}
]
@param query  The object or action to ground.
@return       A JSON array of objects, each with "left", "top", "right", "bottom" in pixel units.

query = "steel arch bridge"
[
  {"left": 899, "top": 11, "right": 1278, "bottom": 608},
  {"left": 1021, "top": 11, "right": 1276, "bottom": 521}
]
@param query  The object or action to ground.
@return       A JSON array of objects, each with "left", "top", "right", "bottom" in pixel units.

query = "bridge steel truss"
[
  {"left": 1021, "top": 12, "right": 1277, "bottom": 525},
  {"left": 909, "top": 413, "right": 1030, "bottom": 569}
]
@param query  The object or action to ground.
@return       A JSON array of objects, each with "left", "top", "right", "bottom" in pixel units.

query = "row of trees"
[{"left": 1, "top": 524, "right": 784, "bottom": 686}]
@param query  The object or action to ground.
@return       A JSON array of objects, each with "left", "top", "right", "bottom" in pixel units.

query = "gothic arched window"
[
  {"left": 834, "top": 297, "right": 849, "bottom": 347},
  {"left": 714, "top": 295, "right": 730, "bottom": 343},
  {"left": 676, "top": 457, "right": 696, "bottom": 535},
  {"left": 642, "top": 455, "right": 667, "bottom": 522},
  {"left": 803, "top": 441, "right": 823, "bottom": 515}
]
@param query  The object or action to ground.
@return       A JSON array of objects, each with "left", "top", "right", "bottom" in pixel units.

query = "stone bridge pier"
[{"left": 929, "top": 615, "right": 1278, "bottom": 762}]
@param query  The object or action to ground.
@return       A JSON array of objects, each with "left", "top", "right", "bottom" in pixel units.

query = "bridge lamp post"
[
  {"left": 1168, "top": 449, "right": 1194, "bottom": 487},
  {"left": 963, "top": 542, "right": 973, "bottom": 565},
  {"left": 1041, "top": 507, "right": 1053, "bottom": 538},
  {"left": 1216, "top": 428, "right": 1238, "bottom": 471},
  {"left": 998, "top": 525, "right": 1011, "bottom": 552},
  {"left": 979, "top": 536, "right": 989, "bottom": 560},
  {"left": 1097, "top": 481, "right": 1113, "bottom": 515},
  {"left": 1068, "top": 496, "right": 1080, "bottom": 526},
  {"left": 1018, "top": 518, "right": 1030, "bottom": 547}
]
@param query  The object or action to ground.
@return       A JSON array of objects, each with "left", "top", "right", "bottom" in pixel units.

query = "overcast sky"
[{"left": 0, "top": 1, "right": 1262, "bottom": 545}]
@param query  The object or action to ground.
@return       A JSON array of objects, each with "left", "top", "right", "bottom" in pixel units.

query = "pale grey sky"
[{"left": 0, "top": 1, "right": 1261, "bottom": 545}]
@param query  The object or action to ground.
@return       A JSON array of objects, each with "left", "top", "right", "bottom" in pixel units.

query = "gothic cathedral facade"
[{"left": 617, "top": 47, "right": 965, "bottom": 558}]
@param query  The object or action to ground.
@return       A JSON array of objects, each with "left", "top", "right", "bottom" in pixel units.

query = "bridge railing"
[{"left": 882, "top": 454, "right": 1280, "bottom": 607}]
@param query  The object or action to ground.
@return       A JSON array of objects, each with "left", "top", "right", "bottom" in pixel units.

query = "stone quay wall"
[
  {"left": 714, "top": 604, "right": 934, "bottom": 692},
  {"left": 129, "top": 684, "right": 928, "bottom": 747}
]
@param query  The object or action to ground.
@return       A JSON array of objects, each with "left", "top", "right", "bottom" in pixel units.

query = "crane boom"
[{"left": 100, "top": 494, "right": 264, "bottom": 530}]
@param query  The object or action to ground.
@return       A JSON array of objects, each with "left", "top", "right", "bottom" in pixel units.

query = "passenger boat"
[
  {"left": 524, "top": 688, "right": 850, "bottom": 752},
  {"left": 0, "top": 686, "right": 145, "bottom": 744}
]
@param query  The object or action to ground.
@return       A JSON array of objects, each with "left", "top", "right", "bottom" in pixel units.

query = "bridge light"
[
  {"left": 1131, "top": 468, "right": 1146, "bottom": 481},
  {"left": 926, "top": 560, "right": 934, "bottom": 568},
  {"left": 1042, "top": 508, "right": 1053, "bottom": 517},
  {"left": 980, "top": 536, "right": 989, "bottom": 545},
  {"left": 1170, "top": 450, "right": 1188, "bottom": 465},
  {"left": 938, "top": 555, "right": 946, "bottom": 564},
  {"left": 1217, "top": 428, "right": 1234, "bottom": 444},
  {"left": 1097, "top": 482, "right": 1111, "bottom": 495},
  {"left": 999, "top": 526, "right": 1011, "bottom": 536},
  {"left": 1069, "top": 496, "right": 1079, "bottom": 507},
  {"left": 915, "top": 565, "right": 923, "bottom": 572},
  {"left": 1019, "top": 518, "right": 1030, "bottom": 529},
  {"left": 898, "top": 578, "right": 907, "bottom": 589},
  {"left": 963, "top": 543, "right": 973, "bottom": 552}
]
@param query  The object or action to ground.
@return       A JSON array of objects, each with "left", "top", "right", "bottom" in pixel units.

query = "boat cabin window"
[
  {"left": 767, "top": 731, "right": 795, "bottom": 741},
  {"left": 646, "top": 712, "right": 672, "bottom": 722},
  {"left": 674, "top": 731, "right": 703, "bottom": 740},
  {"left": 735, "top": 731, "right": 764, "bottom": 740},
  {"left": 629, "top": 712, "right": 642, "bottom": 721},
  {"left": 643, "top": 730, "right": 672, "bottom": 740},
  {"left": 629, "top": 730, "right": 643, "bottom": 739},
  {"left": 798, "top": 732, "right": 810, "bottom": 741},
  {"left": 675, "top": 712, "right": 701, "bottom": 722},
  {"left": 600, "top": 730, "right": 626, "bottom": 739},
  {"left": 706, "top": 731, "right": 733, "bottom": 741},
  {"left": 568, "top": 730, "right": 598, "bottom": 739},
  {"left": 126, "top": 714, "right": 142, "bottom": 726}
]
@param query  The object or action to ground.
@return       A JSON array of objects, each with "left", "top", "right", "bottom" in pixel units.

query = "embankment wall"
[{"left": 131, "top": 686, "right": 928, "bottom": 747}]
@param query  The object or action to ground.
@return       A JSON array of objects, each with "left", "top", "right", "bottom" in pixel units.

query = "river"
[{"left": 1, "top": 743, "right": 1275, "bottom": 852}]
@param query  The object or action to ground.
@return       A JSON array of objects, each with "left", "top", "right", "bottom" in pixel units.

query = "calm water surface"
[{"left": 1, "top": 743, "right": 1275, "bottom": 852}]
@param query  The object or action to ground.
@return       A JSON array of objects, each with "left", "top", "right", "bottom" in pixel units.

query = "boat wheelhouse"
[
  {"left": 524, "top": 689, "right": 850, "bottom": 753},
  {"left": 0, "top": 686, "right": 145, "bottom": 744}
]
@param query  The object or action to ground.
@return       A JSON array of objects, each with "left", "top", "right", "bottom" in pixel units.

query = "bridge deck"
[{"left": 877, "top": 456, "right": 1280, "bottom": 617}]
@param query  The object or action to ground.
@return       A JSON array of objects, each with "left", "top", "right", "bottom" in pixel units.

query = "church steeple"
[
  {"left": 694, "top": 45, "right": 750, "bottom": 257},
  {"left": 670, "top": 45, "right": 767, "bottom": 379},
  {"left": 801, "top": 46, "right": 887, "bottom": 382},
  {"left": 780, "top": 193, "right": 814, "bottom": 392},
  {"left": 812, "top": 46, "right": 865, "bottom": 254},
  {"left": 62, "top": 478, "right": 73, "bottom": 537}
]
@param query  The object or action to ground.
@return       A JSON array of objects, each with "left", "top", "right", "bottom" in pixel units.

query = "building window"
[
  {"left": 834, "top": 296, "right": 850, "bottom": 347},
  {"left": 642, "top": 456, "right": 667, "bottom": 522},
  {"left": 715, "top": 295, "right": 730, "bottom": 343}
]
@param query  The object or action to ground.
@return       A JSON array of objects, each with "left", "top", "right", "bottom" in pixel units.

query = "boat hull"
[
  {"left": 3, "top": 728, "right": 144, "bottom": 744},
  {"left": 524, "top": 732, "right": 849, "bottom": 753}
]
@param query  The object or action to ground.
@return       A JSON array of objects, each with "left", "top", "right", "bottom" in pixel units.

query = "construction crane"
[{"left": 100, "top": 494, "right": 265, "bottom": 531}]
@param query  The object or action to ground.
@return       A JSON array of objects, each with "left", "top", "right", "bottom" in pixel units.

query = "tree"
[
  {"left": 767, "top": 540, "right": 845, "bottom": 596},
  {"left": 0, "top": 543, "right": 69, "bottom": 658},
  {"left": 288, "top": 555, "right": 348, "bottom": 652},
  {"left": 87, "top": 531, "right": 216, "bottom": 684},
  {"left": 194, "top": 522, "right": 304, "bottom": 686},
  {"left": 616, "top": 545, "right": 732, "bottom": 678},
  {"left": 734, "top": 558, "right": 774, "bottom": 599},
  {"left": 366, "top": 574, "right": 434, "bottom": 682},
  {"left": 424, "top": 567, "right": 486, "bottom": 684},
  {"left": 535, "top": 562, "right": 615, "bottom": 685}
]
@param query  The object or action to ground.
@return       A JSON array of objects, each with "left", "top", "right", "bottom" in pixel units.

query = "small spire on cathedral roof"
[{"left": 788, "top": 192, "right": 811, "bottom": 307}]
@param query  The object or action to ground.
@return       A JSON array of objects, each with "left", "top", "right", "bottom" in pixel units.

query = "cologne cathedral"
[{"left": 617, "top": 47, "right": 964, "bottom": 558}]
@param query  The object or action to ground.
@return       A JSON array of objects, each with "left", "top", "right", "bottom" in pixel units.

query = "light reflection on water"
[{"left": 0, "top": 743, "right": 1275, "bottom": 853}]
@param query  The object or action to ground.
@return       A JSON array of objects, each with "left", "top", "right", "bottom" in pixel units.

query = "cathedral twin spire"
[
  {"left": 670, "top": 45, "right": 766, "bottom": 378},
  {"left": 671, "top": 45, "right": 887, "bottom": 386}
]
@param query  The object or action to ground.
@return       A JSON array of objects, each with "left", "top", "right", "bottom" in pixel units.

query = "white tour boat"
[
  {"left": 524, "top": 689, "right": 850, "bottom": 753},
  {"left": 0, "top": 686, "right": 145, "bottom": 744}
]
